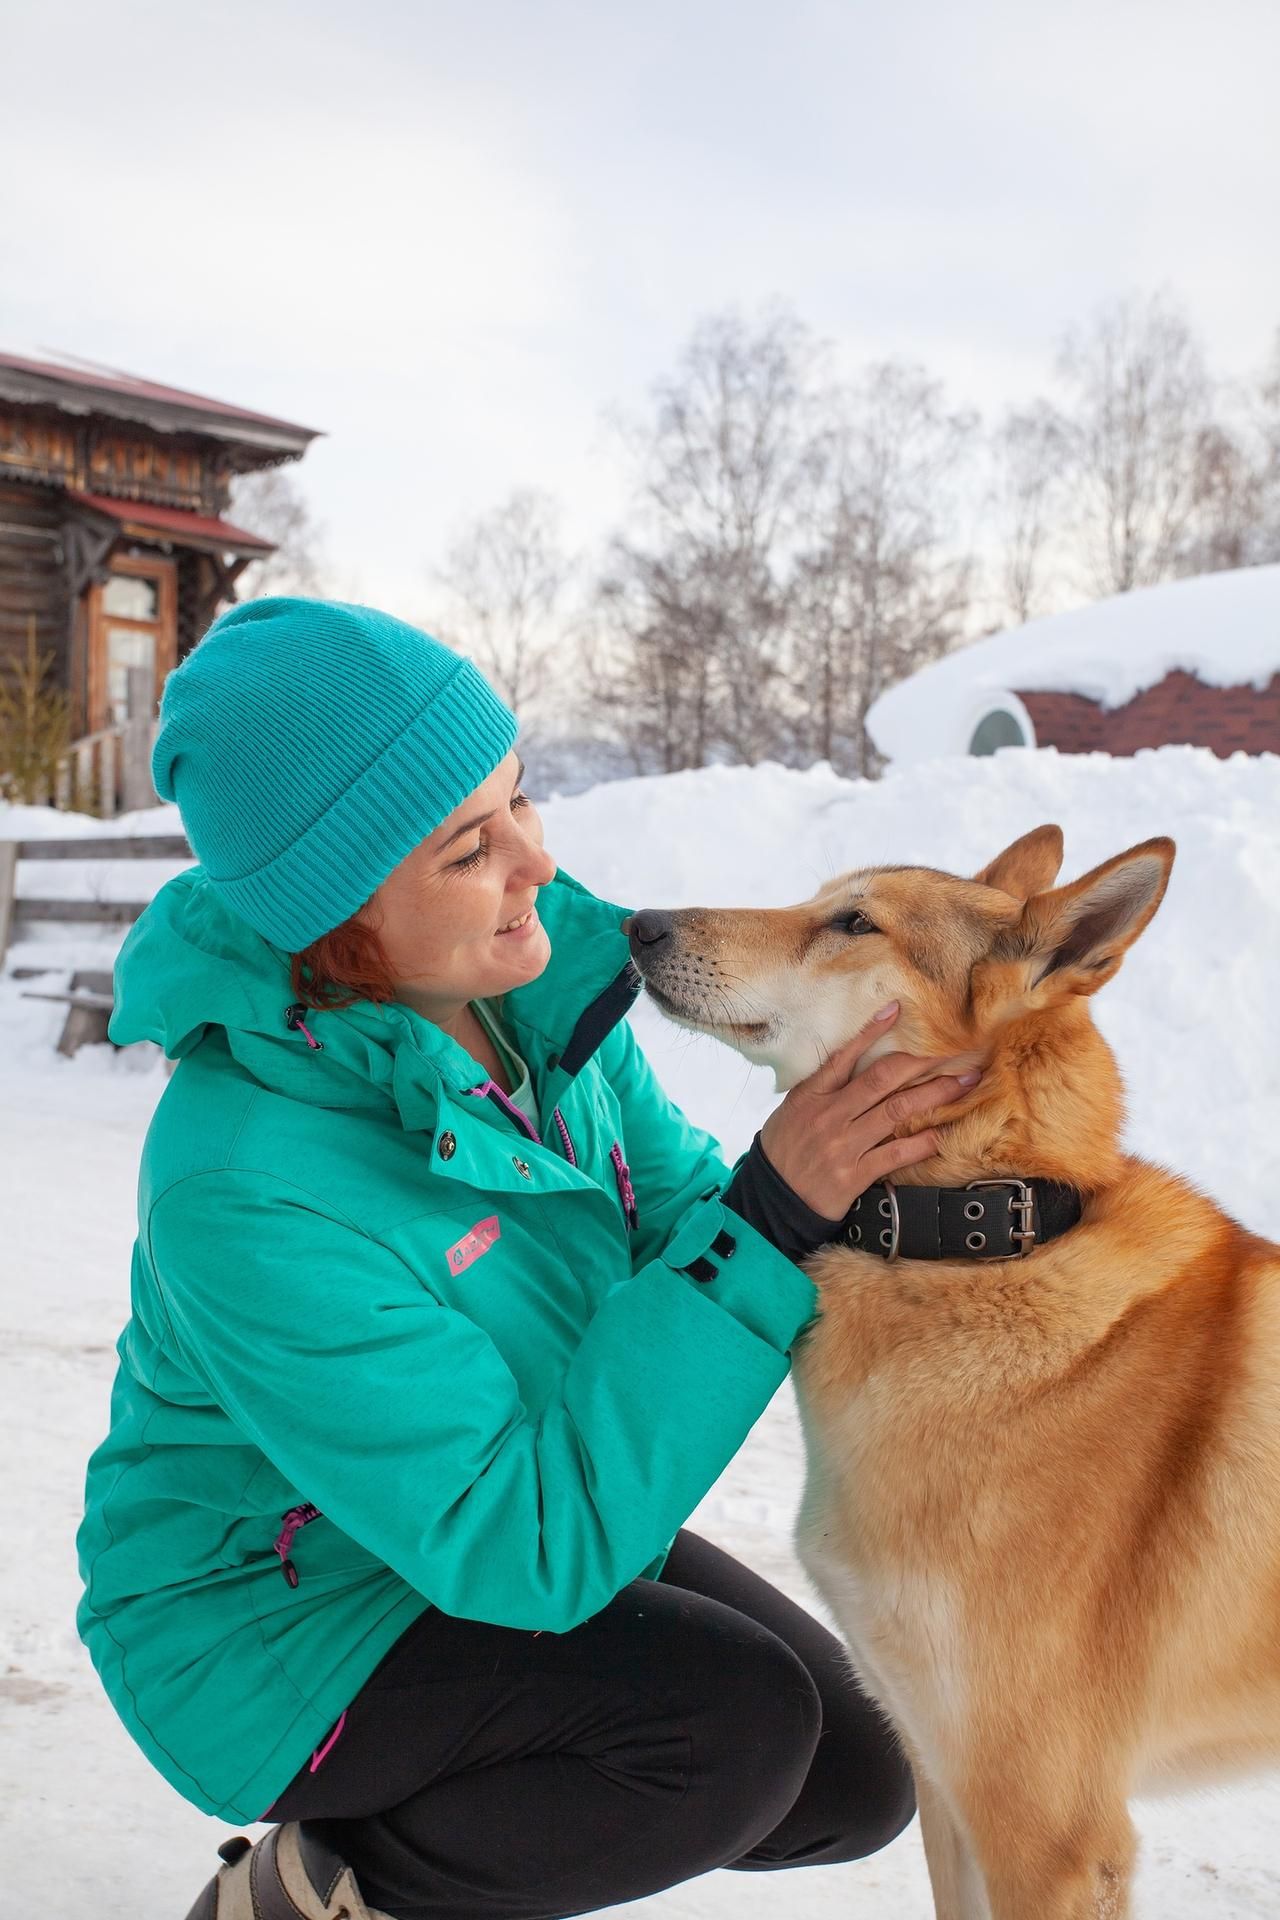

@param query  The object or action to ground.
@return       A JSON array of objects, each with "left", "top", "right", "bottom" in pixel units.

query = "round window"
[{"left": 969, "top": 709, "right": 1027, "bottom": 755}]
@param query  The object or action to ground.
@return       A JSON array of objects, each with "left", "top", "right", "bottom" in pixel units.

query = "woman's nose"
[{"left": 525, "top": 842, "right": 557, "bottom": 886}]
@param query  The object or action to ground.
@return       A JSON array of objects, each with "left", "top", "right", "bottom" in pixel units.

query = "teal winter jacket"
[{"left": 75, "top": 864, "right": 819, "bottom": 1825}]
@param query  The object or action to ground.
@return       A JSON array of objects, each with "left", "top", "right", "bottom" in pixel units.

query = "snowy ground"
[{"left": 3, "top": 744, "right": 1279, "bottom": 1918}]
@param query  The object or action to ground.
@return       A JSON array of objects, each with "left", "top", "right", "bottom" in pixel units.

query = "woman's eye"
[
  {"left": 833, "top": 909, "right": 879, "bottom": 937},
  {"left": 450, "top": 793, "right": 530, "bottom": 873}
]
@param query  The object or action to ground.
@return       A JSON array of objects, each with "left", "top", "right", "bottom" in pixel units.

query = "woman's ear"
[{"left": 1006, "top": 837, "right": 1176, "bottom": 1000}]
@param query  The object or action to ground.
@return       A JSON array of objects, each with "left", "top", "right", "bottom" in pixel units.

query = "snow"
[
  {"left": 867, "top": 565, "right": 1280, "bottom": 767},
  {"left": 3, "top": 744, "right": 1279, "bottom": 1917}
]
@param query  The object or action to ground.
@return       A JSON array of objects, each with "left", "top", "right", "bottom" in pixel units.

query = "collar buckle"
[
  {"left": 964, "top": 1178, "right": 1036, "bottom": 1257},
  {"left": 878, "top": 1179, "right": 901, "bottom": 1261}
]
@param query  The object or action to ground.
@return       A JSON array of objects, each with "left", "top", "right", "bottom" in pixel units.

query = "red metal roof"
[
  {"left": 69, "top": 491, "right": 276, "bottom": 555},
  {"left": 0, "top": 351, "right": 318, "bottom": 439}
]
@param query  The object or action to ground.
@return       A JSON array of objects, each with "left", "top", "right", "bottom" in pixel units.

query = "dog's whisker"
[{"left": 709, "top": 969, "right": 772, "bottom": 1027}]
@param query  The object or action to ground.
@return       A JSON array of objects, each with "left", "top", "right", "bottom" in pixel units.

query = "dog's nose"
[{"left": 628, "top": 909, "right": 674, "bottom": 949}]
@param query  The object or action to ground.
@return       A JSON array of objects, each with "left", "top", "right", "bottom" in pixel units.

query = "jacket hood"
[{"left": 109, "top": 864, "right": 636, "bottom": 1126}]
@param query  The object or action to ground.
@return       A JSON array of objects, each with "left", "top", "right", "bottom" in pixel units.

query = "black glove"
[{"left": 721, "top": 1132, "right": 847, "bottom": 1264}]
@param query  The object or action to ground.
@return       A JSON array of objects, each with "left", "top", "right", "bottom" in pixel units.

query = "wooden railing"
[
  {"left": 52, "top": 711, "right": 159, "bottom": 818},
  {"left": 0, "top": 832, "right": 193, "bottom": 961}
]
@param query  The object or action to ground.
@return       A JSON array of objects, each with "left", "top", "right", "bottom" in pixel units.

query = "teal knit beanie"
[{"left": 152, "top": 596, "right": 519, "bottom": 951}]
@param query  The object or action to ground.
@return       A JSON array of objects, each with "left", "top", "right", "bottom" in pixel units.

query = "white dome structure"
[{"left": 866, "top": 566, "right": 1280, "bottom": 768}]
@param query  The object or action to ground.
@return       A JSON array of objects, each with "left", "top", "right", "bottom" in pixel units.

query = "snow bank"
[
  {"left": 867, "top": 564, "right": 1280, "bottom": 766},
  {"left": 3, "top": 745, "right": 1279, "bottom": 1917}
]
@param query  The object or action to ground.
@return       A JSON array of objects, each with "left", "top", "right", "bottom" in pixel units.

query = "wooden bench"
[
  {"left": 19, "top": 969, "right": 116, "bottom": 1057},
  {"left": 3, "top": 833, "right": 192, "bottom": 1060},
  {"left": 18, "top": 967, "right": 180, "bottom": 1070}
]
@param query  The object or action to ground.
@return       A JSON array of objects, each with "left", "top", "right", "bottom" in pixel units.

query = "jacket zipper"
[
  {"left": 552, "top": 1107, "right": 578, "bottom": 1165},
  {"left": 465, "top": 1079, "right": 542, "bottom": 1143},
  {"left": 610, "top": 1141, "right": 639, "bottom": 1231},
  {"left": 464, "top": 1083, "right": 581, "bottom": 1176}
]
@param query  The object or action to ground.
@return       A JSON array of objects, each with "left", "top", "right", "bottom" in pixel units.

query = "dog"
[{"left": 628, "top": 825, "right": 1280, "bottom": 1919}]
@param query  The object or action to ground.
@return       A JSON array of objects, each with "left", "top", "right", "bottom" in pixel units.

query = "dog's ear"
[
  {"left": 1000, "top": 838, "right": 1175, "bottom": 999},
  {"left": 973, "top": 825, "right": 1064, "bottom": 901}
]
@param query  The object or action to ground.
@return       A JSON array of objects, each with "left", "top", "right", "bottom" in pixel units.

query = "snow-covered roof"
[
  {"left": 0, "top": 347, "right": 319, "bottom": 454},
  {"left": 867, "top": 565, "right": 1280, "bottom": 765}
]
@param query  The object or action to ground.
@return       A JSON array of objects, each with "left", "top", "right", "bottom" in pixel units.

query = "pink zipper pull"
[
  {"left": 284, "top": 1005, "right": 324, "bottom": 1051},
  {"left": 274, "top": 1501, "right": 321, "bottom": 1585}
]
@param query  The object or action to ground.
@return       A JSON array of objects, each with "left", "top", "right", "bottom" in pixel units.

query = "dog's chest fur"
[{"left": 791, "top": 1352, "right": 971, "bottom": 1780}]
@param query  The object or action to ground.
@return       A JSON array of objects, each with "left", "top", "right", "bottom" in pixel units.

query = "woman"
[{"left": 76, "top": 597, "right": 975, "bottom": 1920}]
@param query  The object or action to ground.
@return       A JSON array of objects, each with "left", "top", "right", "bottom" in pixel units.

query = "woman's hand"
[{"left": 759, "top": 1003, "right": 981, "bottom": 1221}]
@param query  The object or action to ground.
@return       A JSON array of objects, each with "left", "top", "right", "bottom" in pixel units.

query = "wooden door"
[{"left": 86, "top": 552, "right": 177, "bottom": 735}]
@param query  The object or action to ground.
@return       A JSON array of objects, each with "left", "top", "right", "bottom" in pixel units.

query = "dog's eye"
[{"left": 832, "top": 909, "right": 880, "bottom": 937}]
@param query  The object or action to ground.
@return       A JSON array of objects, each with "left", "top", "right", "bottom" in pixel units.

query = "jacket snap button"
[
  {"left": 438, "top": 1131, "right": 457, "bottom": 1160},
  {"left": 512, "top": 1157, "right": 531, "bottom": 1179}
]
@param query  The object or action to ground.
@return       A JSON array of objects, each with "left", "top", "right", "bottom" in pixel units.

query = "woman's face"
[{"left": 362, "top": 750, "right": 557, "bottom": 1019}]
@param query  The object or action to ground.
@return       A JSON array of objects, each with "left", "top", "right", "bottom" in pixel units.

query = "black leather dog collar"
[{"left": 844, "top": 1177, "right": 1084, "bottom": 1261}]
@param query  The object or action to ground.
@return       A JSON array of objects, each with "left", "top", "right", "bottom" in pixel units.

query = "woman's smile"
[{"left": 496, "top": 904, "right": 540, "bottom": 940}]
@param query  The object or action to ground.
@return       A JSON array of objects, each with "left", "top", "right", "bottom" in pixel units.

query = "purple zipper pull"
[
  {"left": 464, "top": 1079, "right": 542, "bottom": 1144},
  {"left": 274, "top": 1501, "right": 321, "bottom": 1586}
]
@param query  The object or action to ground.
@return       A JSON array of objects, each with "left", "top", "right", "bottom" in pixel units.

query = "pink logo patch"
[{"left": 446, "top": 1214, "right": 502, "bottom": 1275}]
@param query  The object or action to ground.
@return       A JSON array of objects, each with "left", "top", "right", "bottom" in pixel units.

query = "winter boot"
[{"left": 182, "top": 1819, "right": 398, "bottom": 1919}]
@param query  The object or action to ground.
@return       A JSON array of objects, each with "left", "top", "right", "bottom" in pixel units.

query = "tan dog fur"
[{"left": 633, "top": 827, "right": 1280, "bottom": 1919}]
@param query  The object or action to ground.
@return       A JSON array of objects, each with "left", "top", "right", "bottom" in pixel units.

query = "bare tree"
[
  {"left": 788, "top": 363, "right": 977, "bottom": 777},
  {"left": 990, "top": 400, "right": 1072, "bottom": 623},
  {"left": 584, "top": 561, "right": 720, "bottom": 774},
  {"left": 1262, "top": 328, "right": 1280, "bottom": 483},
  {"left": 434, "top": 488, "right": 569, "bottom": 722},
  {"left": 1174, "top": 424, "right": 1272, "bottom": 574},
  {"left": 229, "top": 467, "right": 327, "bottom": 598},
  {"left": 1055, "top": 291, "right": 1216, "bottom": 595},
  {"left": 1176, "top": 333, "right": 1280, "bottom": 574},
  {"left": 1259, "top": 329, "right": 1280, "bottom": 555},
  {"left": 589, "top": 305, "right": 830, "bottom": 768}
]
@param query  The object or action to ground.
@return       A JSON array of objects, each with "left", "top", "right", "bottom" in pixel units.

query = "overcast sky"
[{"left": 3, "top": 0, "right": 1279, "bottom": 616}]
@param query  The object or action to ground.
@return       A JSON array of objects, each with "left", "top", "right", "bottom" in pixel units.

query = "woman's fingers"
[
  {"left": 833, "top": 1047, "right": 956, "bottom": 1123},
  {"left": 851, "top": 1068, "right": 980, "bottom": 1139},
  {"left": 860, "top": 1127, "right": 944, "bottom": 1184},
  {"left": 760, "top": 1003, "right": 983, "bottom": 1218}
]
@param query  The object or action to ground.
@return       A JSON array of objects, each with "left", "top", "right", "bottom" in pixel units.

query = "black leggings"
[{"left": 262, "top": 1529, "right": 916, "bottom": 1920}]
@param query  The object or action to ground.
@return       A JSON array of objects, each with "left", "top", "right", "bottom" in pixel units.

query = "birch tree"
[
  {"left": 788, "top": 363, "right": 977, "bottom": 776},
  {"left": 1055, "top": 292, "right": 1215, "bottom": 594},
  {"left": 435, "top": 488, "right": 570, "bottom": 722}
]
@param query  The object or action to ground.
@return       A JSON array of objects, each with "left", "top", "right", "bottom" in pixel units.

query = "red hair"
[{"left": 289, "top": 900, "right": 399, "bottom": 1011}]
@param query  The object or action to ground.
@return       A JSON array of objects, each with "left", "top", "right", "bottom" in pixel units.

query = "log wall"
[{"left": 0, "top": 482, "right": 69, "bottom": 682}]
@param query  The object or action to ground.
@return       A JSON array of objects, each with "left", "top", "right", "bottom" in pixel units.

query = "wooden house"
[{"left": 0, "top": 350, "right": 319, "bottom": 805}]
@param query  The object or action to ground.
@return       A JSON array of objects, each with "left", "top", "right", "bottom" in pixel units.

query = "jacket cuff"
[
  {"left": 657, "top": 1191, "right": 819, "bottom": 1354},
  {"left": 721, "top": 1133, "right": 846, "bottom": 1262}
]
